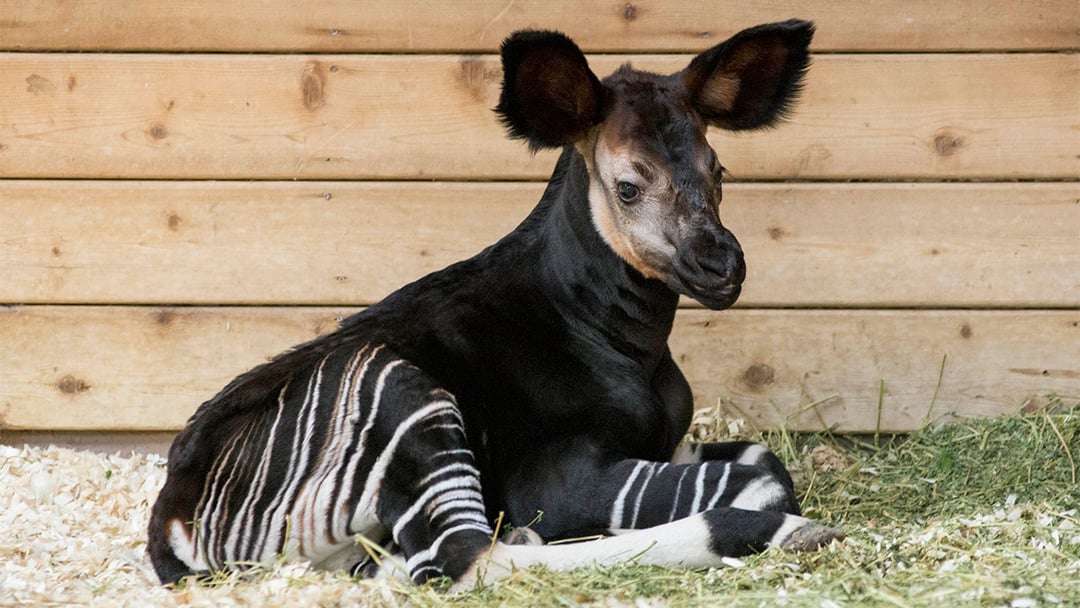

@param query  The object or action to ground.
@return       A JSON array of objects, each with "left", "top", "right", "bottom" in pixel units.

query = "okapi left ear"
[
  {"left": 682, "top": 19, "right": 815, "bottom": 131},
  {"left": 495, "top": 30, "right": 606, "bottom": 150}
]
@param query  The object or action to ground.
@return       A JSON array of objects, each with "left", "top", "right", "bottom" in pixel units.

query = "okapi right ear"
[
  {"left": 682, "top": 19, "right": 815, "bottom": 131},
  {"left": 495, "top": 30, "right": 606, "bottom": 151}
]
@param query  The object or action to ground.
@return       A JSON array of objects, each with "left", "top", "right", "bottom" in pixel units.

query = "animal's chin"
[
  {"left": 689, "top": 284, "right": 742, "bottom": 310},
  {"left": 670, "top": 270, "right": 742, "bottom": 310}
]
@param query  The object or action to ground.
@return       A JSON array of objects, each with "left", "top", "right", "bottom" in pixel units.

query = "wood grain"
[
  {"left": 2, "top": 181, "right": 1077, "bottom": 308},
  {"left": 1, "top": 1, "right": 1076, "bottom": 52},
  {"left": 1, "top": 54, "right": 1076, "bottom": 180},
  {"left": 1, "top": 306, "right": 1075, "bottom": 433}
]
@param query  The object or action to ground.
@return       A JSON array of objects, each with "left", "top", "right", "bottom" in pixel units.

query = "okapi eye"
[{"left": 616, "top": 181, "right": 641, "bottom": 203}]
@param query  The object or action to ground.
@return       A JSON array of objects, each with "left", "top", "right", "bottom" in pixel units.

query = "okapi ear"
[
  {"left": 495, "top": 30, "right": 606, "bottom": 150},
  {"left": 682, "top": 19, "right": 814, "bottom": 131}
]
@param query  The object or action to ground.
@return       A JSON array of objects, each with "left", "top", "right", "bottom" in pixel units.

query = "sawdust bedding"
[{"left": 0, "top": 445, "right": 397, "bottom": 607}]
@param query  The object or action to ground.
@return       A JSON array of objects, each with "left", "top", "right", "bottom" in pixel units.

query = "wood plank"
[
  {"left": 0, "top": 306, "right": 1075, "bottom": 433},
  {"left": 1, "top": 1, "right": 1076, "bottom": 52},
  {"left": 0, "top": 430, "right": 175, "bottom": 456},
  {"left": 2, "top": 181, "right": 1078, "bottom": 308},
  {"left": 0, "top": 54, "right": 1075, "bottom": 180}
]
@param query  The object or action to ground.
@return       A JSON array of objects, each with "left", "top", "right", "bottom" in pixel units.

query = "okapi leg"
[
  {"left": 448, "top": 508, "right": 839, "bottom": 592},
  {"left": 501, "top": 442, "right": 832, "bottom": 542},
  {"left": 603, "top": 459, "right": 801, "bottom": 531},
  {"left": 672, "top": 441, "right": 797, "bottom": 495},
  {"left": 149, "top": 346, "right": 496, "bottom": 586},
  {"left": 354, "top": 386, "right": 496, "bottom": 584}
]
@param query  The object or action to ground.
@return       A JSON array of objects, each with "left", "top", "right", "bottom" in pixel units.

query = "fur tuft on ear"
[
  {"left": 682, "top": 19, "right": 815, "bottom": 131},
  {"left": 495, "top": 30, "right": 606, "bottom": 151}
]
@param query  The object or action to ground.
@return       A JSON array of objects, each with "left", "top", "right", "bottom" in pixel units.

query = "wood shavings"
[{"left": 0, "top": 444, "right": 390, "bottom": 607}]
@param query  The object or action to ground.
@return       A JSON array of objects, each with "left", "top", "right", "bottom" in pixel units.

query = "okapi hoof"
[
  {"left": 501, "top": 526, "right": 544, "bottom": 546},
  {"left": 779, "top": 520, "right": 845, "bottom": 552}
]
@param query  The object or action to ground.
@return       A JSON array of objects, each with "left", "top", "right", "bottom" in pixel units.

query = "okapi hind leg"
[
  {"left": 148, "top": 345, "right": 497, "bottom": 588},
  {"left": 359, "top": 386, "right": 497, "bottom": 584}
]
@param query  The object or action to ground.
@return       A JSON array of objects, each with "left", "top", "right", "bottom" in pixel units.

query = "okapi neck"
[{"left": 536, "top": 147, "right": 679, "bottom": 357}]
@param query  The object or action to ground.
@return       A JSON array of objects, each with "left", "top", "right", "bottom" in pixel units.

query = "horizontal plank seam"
[
  {"left": 1, "top": 49, "right": 1077, "bottom": 55},
  {"left": 1, "top": 177, "right": 1077, "bottom": 185},
  {"left": 3, "top": 304, "right": 1077, "bottom": 312}
]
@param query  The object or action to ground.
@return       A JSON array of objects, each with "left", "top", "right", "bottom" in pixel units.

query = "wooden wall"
[{"left": 1, "top": 1, "right": 1078, "bottom": 451}]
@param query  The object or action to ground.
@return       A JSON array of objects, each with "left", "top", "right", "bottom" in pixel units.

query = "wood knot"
[
  {"left": 623, "top": 3, "right": 638, "bottom": 20},
  {"left": 960, "top": 323, "right": 973, "bottom": 339},
  {"left": 767, "top": 226, "right": 786, "bottom": 241},
  {"left": 457, "top": 57, "right": 498, "bottom": 102},
  {"left": 743, "top": 363, "right": 775, "bottom": 388},
  {"left": 167, "top": 213, "right": 182, "bottom": 230},
  {"left": 301, "top": 62, "right": 326, "bottom": 111},
  {"left": 154, "top": 310, "right": 176, "bottom": 326},
  {"left": 933, "top": 130, "right": 965, "bottom": 157},
  {"left": 25, "top": 74, "right": 56, "bottom": 96},
  {"left": 148, "top": 122, "right": 168, "bottom": 140},
  {"left": 57, "top": 375, "right": 91, "bottom": 395}
]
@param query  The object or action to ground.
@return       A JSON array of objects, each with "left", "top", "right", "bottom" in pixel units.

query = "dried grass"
[{"left": 1, "top": 398, "right": 1077, "bottom": 607}]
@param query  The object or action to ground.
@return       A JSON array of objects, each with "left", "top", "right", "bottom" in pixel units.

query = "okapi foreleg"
[
  {"left": 671, "top": 441, "right": 797, "bottom": 496},
  {"left": 453, "top": 509, "right": 836, "bottom": 591}
]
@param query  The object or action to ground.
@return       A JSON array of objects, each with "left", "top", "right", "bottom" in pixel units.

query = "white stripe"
[
  {"left": 736, "top": 444, "right": 768, "bottom": 466},
  {"left": 670, "top": 444, "right": 701, "bottom": 465},
  {"left": 334, "top": 356, "right": 403, "bottom": 533},
  {"left": 689, "top": 463, "right": 709, "bottom": 514},
  {"left": 609, "top": 461, "right": 647, "bottom": 530},
  {"left": 667, "top": 466, "right": 691, "bottom": 522},
  {"left": 392, "top": 478, "right": 484, "bottom": 541},
  {"left": 705, "top": 462, "right": 732, "bottom": 510},
  {"left": 169, "top": 519, "right": 210, "bottom": 572},
  {"left": 263, "top": 354, "right": 330, "bottom": 560},
  {"left": 199, "top": 427, "right": 247, "bottom": 568},
  {"left": 405, "top": 522, "right": 492, "bottom": 573},
  {"left": 730, "top": 477, "right": 784, "bottom": 511},
  {"left": 232, "top": 385, "right": 289, "bottom": 559},
  {"left": 417, "top": 461, "right": 481, "bottom": 489},
  {"left": 628, "top": 464, "right": 657, "bottom": 528},
  {"left": 352, "top": 399, "right": 461, "bottom": 532},
  {"left": 318, "top": 348, "right": 379, "bottom": 544}
]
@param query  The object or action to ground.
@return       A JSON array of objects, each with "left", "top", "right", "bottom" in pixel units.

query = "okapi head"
[{"left": 496, "top": 20, "right": 814, "bottom": 310}]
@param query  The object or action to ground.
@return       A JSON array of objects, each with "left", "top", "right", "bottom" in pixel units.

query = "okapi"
[{"left": 149, "top": 19, "right": 841, "bottom": 591}]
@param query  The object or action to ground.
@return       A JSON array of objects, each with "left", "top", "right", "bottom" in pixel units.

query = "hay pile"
[{"left": 1, "top": 402, "right": 1077, "bottom": 607}]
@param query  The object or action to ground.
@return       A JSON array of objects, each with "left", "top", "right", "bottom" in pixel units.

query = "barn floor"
[{"left": 2, "top": 403, "right": 1077, "bottom": 607}]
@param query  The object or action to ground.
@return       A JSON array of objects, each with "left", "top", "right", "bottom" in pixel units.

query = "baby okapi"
[{"left": 149, "top": 19, "right": 840, "bottom": 590}]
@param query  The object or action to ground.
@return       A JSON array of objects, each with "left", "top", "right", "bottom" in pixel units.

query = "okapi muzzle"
[{"left": 671, "top": 215, "right": 746, "bottom": 311}]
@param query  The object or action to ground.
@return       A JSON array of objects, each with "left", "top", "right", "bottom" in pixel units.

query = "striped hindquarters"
[{"left": 158, "top": 343, "right": 493, "bottom": 582}]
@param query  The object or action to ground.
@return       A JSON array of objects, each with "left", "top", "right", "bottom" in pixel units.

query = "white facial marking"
[{"left": 583, "top": 139, "right": 677, "bottom": 280}]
